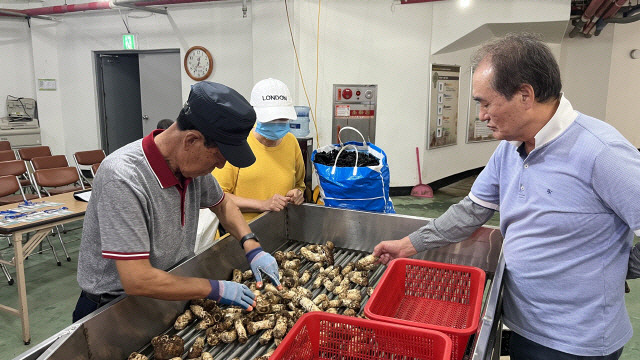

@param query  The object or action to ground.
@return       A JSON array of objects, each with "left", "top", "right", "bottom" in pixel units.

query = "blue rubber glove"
[
  {"left": 246, "top": 247, "right": 281, "bottom": 289},
  {"left": 207, "top": 280, "right": 256, "bottom": 310}
]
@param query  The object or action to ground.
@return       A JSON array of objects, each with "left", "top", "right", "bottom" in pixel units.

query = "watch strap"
[{"left": 240, "top": 232, "right": 259, "bottom": 248}]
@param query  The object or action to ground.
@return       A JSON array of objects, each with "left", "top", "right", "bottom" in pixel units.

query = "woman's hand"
[
  {"left": 261, "top": 194, "right": 289, "bottom": 212},
  {"left": 286, "top": 188, "right": 304, "bottom": 205}
]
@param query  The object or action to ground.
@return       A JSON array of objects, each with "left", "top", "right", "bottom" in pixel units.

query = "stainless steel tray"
[{"left": 15, "top": 204, "right": 504, "bottom": 360}]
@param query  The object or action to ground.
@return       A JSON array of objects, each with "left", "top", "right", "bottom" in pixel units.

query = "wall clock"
[{"left": 184, "top": 46, "right": 213, "bottom": 81}]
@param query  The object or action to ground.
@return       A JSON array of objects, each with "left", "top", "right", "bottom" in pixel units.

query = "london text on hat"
[{"left": 250, "top": 78, "right": 297, "bottom": 123}]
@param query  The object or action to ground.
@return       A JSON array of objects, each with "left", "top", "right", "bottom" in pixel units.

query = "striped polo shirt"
[
  {"left": 77, "top": 130, "right": 223, "bottom": 295},
  {"left": 470, "top": 95, "right": 640, "bottom": 356}
]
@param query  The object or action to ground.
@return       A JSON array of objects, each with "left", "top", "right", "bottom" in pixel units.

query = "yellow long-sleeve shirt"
[{"left": 213, "top": 132, "right": 306, "bottom": 222}]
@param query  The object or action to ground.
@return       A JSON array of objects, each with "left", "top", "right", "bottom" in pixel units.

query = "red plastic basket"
[
  {"left": 270, "top": 312, "right": 452, "bottom": 360},
  {"left": 364, "top": 259, "right": 486, "bottom": 360}
]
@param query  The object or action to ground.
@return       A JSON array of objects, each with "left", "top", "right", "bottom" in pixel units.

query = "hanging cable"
[
  {"left": 118, "top": 8, "right": 131, "bottom": 33},
  {"left": 284, "top": 0, "right": 320, "bottom": 146},
  {"left": 314, "top": 0, "right": 321, "bottom": 146}
]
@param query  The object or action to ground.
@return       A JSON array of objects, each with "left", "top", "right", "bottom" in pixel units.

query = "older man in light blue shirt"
[{"left": 374, "top": 33, "right": 640, "bottom": 360}]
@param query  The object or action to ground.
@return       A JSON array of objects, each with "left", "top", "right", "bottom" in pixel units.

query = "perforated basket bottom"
[
  {"left": 394, "top": 296, "right": 472, "bottom": 330},
  {"left": 278, "top": 316, "right": 450, "bottom": 360},
  {"left": 318, "top": 321, "right": 439, "bottom": 359}
]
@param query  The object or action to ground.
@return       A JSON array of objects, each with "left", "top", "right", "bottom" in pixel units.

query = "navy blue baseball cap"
[{"left": 182, "top": 81, "right": 256, "bottom": 168}]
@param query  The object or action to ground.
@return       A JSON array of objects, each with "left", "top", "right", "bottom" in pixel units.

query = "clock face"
[{"left": 184, "top": 46, "right": 213, "bottom": 81}]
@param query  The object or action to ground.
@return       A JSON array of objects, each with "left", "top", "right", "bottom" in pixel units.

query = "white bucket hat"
[{"left": 250, "top": 78, "right": 297, "bottom": 123}]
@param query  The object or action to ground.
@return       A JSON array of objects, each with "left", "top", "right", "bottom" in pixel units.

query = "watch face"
[{"left": 186, "top": 48, "right": 211, "bottom": 80}]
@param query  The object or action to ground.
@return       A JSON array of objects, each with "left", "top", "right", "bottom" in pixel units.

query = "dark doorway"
[
  {"left": 97, "top": 54, "right": 143, "bottom": 155},
  {"left": 95, "top": 49, "right": 181, "bottom": 155}
]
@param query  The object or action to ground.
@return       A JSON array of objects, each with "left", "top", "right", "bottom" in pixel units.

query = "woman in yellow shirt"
[{"left": 213, "top": 78, "right": 305, "bottom": 222}]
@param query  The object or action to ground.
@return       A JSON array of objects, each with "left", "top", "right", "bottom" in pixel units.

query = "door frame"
[{"left": 94, "top": 48, "right": 181, "bottom": 153}]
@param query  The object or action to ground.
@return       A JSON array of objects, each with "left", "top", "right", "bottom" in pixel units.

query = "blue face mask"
[{"left": 255, "top": 121, "right": 290, "bottom": 140}]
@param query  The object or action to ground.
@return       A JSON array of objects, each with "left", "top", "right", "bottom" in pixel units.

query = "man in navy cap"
[{"left": 73, "top": 82, "right": 281, "bottom": 322}]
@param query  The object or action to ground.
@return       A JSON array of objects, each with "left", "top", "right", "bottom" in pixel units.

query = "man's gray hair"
[{"left": 471, "top": 33, "right": 562, "bottom": 103}]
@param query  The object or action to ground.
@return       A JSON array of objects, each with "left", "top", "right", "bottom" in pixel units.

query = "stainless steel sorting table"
[{"left": 14, "top": 203, "right": 505, "bottom": 360}]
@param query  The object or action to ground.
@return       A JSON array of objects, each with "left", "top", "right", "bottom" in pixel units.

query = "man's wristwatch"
[{"left": 239, "top": 232, "right": 259, "bottom": 248}]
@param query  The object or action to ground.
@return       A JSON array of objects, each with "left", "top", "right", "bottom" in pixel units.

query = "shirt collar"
[
  {"left": 142, "top": 129, "right": 184, "bottom": 189},
  {"left": 508, "top": 93, "right": 578, "bottom": 150}
]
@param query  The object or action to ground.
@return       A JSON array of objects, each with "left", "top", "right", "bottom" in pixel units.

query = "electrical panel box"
[{"left": 332, "top": 84, "right": 377, "bottom": 144}]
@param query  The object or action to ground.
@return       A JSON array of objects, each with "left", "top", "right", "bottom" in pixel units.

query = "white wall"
[
  {"left": 560, "top": 25, "right": 614, "bottom": 122},
  {"left": 251, "top": 0, "right": 296, "bottom": 93},
  {"left": 26, "top": 3, "right": 255, "bottom": 160},
  {"left": 0, "top": 20, "right": 35, "bottom": 118},
  {"left": 606, "top": 21, "right": 640, "bottom": 147},
  {"left": 30, "top": 19, "right": 64, "bottom": 155},
  {"left": 428, "top": 45, "right": 497, "bottom": 182},
  {"left": 559, "top": 21, "right": 640, "bottom": 148},
  {"left": 293, "top": 0, "right": 433, "bottom": 186},
  {"left": 5, "top": 0, "right": 638, "bottom": 188},
  {"left": 422, "top": 0, "right": 569, "bottom": 182}
]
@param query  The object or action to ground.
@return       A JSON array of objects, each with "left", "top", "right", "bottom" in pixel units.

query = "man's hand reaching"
[{"left": 372, "top": 236, "right": 418, "bottom": 265}]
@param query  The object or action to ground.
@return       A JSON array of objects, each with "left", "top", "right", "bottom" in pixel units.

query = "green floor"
[{"left": 0, "top": 177, "right": 638, "bottom": 359}]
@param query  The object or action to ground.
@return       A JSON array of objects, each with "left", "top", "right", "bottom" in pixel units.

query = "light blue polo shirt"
[{"left": 470, "top": 96, "right": 640, "bottom": 356}]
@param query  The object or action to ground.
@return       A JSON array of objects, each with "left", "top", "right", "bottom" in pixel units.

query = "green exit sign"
[{"left": 122, "top": 34, "right": 137, "bottom": 50}]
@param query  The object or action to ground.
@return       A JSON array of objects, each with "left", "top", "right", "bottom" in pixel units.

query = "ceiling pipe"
[
  {"left": 399, "top": 0, "right": 446, "bottom": 3},
  {"left": 121, "top": 0, "right": 229, "bottom": 7},
  {"left": 593, "top": 0, "right": 632, "bottom": 35},
  {"left": 0, "top": 1, "right": 112, "bottom": 18},
  {"left": 17, "top": 1, "right": 113, "bottom": 17},
  {"left": 0, "top": 8, "right": 56, "bottom": 21},
  {"left": 0, "top": 0, "right": 239, "bottom": 18},
  {"left": 603, "top": 8, "right": 640, "bottom": 23},
  {"left": 579, "top": 0, "right": 613, "bottom": 37},
  {"left": 113, "top": 0, "right": 168, "bottom": 15},
  {"left": 583, "top": 0, "right": 626, "bottom": 36},
  {"left": 569, "top": 0, "right": 606, "bottom": 38}
]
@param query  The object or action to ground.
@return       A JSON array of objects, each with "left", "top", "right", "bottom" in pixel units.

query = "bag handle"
[
  {"left": 332, "top": 144, "right": 359, "bottom": 176},
  {"left": 338, "top": 126, "right": 367, "bottom": 149}
]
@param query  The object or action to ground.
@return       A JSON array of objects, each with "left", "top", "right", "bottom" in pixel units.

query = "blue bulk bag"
[{"left": 312, "top": 127, "right": 395, "bottom": 214}]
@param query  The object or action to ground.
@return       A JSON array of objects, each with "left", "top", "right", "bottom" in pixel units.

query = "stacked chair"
[
  {"left": 0, "top": 175, "right": 24, "bottom": 285},
  {"left": 18, "top": 147, "right": 83, "bottom": 264},
  {"left": 31, "top": 154, "right": 85, "bottom": 195},
  {"left": 17, "top": 146, "right": 51, "bottom": 189},
  {"left": 17, "top": 145, "right": 51, "bottom": 163},
  {"left": 0, "top": 161, "right": 39, "bottom": 204},
  {"left": 91, "top": 163, "right": 101, "bottom": 177},
  {"left": 0, "top": 157, "right": 34, "bottom": 194},
  {"left": 0, "top": 145, "right": 105, "bottom": 272},
  {"left": 73, "top": 149, "right": 105, "bottom": 186},
  {"left": 0, "top": 150, "right": 17, "bottom": 161},
  {"left": 0, "top": 175, "right": 64, "bottom": 282},
  {"left": 30, "top": 155, "right": 85, "bottom": 263}
]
